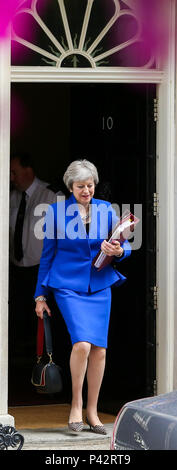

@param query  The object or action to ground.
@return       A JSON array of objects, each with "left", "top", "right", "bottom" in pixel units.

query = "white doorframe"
[
  {"left": 156, "top": 0, "right": 176, "bottom": 394},
  {"left": 0, "top": 38, "right": 14, "bottom": 426},
  {"left": 11, "top": 66, "right": 164, "bottom": 84},
  {"left": 156, "top": 80, "right": 175, "bottom": 394},
  {"left": 10, "top": 65, "right": 174, "bottom": 395}
]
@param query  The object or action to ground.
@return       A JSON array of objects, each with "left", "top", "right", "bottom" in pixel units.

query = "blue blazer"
[{"left": 35, "top": 193, "right": 131, "bottom": 297}]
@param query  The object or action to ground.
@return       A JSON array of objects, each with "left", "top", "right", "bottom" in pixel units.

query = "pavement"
[{"left": 21, "top": 423, "right": 113, "bottom": 450}]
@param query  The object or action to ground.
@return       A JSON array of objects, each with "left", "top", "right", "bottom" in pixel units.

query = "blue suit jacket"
[{"left": 35, "top": 194, "right": 131, "bottom": 297}]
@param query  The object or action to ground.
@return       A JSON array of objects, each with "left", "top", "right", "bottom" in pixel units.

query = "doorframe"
[
  {"left": 11, "top": 66, "right": 164, "bottom": 84},
  {"left": 156, "top": 0, "right": 176, "bottom": 393},
  {"left": 10, "top": 63, "right": 175, "bottom": 397}
]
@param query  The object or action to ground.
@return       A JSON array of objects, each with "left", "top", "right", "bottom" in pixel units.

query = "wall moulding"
[{"left": 11, "top": 66, "right": 165, "bottom": 83}]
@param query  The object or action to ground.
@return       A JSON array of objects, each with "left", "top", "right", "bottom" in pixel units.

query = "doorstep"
[{"left": 21, "top": 423, "right": 113, "bottom": 450}]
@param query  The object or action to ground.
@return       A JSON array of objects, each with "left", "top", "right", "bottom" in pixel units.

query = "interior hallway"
[{"left": 8, "top": 403, "right": 116, "bottom": 429}]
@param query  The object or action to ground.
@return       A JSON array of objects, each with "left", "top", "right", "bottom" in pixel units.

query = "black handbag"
[{"left": 31, "top": 311, "right": 63, "bottom": 394}]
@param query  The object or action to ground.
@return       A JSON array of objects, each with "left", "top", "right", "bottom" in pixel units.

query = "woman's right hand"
[{"left": 35, "top": 301, "right": 51, "bottom": 319}]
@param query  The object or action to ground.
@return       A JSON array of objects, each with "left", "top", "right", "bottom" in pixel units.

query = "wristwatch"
[{"left": 35, "top": 296, "right": 47, "bottom": 302}]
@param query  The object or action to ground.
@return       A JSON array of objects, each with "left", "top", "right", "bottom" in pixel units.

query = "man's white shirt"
[{"left": 10, "top": 177, "right": 62, "bottom": 267}]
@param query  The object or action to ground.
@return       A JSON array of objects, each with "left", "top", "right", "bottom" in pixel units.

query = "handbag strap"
[
  {"left": 37, "top": 317, "right": 44, "bottom": 358},
  {"left": 43, "top": 310, "right": 53, "bottom": 356},
  {"left": 36, "top": 311, "right": 53, "bottom": 359}
]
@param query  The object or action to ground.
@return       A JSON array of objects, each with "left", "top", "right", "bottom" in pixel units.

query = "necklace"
[{"left": 81, "top": 213, "right": 90, "bottom": 221}]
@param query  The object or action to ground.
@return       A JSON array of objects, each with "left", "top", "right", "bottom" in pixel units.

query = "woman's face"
[{"left": 71, "top": 178, "right": 95, "bottom": 206}]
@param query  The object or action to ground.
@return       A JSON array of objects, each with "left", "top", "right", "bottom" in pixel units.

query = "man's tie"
[{"left": 14, "top": 191, "right": 27, "bottom": 261}]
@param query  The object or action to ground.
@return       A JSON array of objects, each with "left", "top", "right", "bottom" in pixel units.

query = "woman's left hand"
[{"left": 101, "top": 239, "right": 124, "bottom": 257}]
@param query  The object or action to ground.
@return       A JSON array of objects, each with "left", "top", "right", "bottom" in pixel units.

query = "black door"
[
  {"left": 69, "top": 83, "right": 157, "bottom": 412},
  {"left": 9, "top": 83, "right": 156, "bottom": 412}
]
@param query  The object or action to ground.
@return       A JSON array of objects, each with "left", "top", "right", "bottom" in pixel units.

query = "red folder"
[{"left": 92, "top": 209, "right": 139, "bottom": 271}]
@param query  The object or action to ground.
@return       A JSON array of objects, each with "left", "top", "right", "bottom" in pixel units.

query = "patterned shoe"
[
  {"left": 86, "top": 417, "right": 107, "bottom": 435},
  {"left": 68, "top": 421, "right": 84, "bottom": 433}
]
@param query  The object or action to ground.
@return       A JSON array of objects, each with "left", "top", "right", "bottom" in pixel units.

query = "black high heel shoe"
[{"left": 86, "top": 417, "right": 107, "bottom": 435}]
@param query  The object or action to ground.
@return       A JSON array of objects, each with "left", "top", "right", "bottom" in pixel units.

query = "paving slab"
[{"left": 21, "top": 423, "right": 113, "bottom": 450}]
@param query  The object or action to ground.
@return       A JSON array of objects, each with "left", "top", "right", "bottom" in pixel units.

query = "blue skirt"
[{"left": 53, "top": 287, "right": 112, "bottom": 348}]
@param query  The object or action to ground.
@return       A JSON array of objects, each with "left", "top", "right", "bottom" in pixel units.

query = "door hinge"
[
  {"left": 153, "top": 98, "right": 159, "bottom": 122},
  {"left": 152, "top": 285, "right": 158, "bottom": 310},
  {"left": 153, "top": 193, "right": 159, "bottom": 216},
  {"left": 153, "top": 379, "right": 157, "bottom": 395}
]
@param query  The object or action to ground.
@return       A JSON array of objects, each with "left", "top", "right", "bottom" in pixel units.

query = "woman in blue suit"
[{"left": 35, "top": 160, "right": 131, "bottom": 434}]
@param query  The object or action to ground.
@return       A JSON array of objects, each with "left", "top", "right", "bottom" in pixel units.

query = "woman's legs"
[
  {"left": 86, "top": 345, "right": 106, "bottom": 425},
  {"left": 69, "top": 341, "right": 91, "bottom": 423},
  {"left": 69, "top": 342, "right": 106, "bottom": 426},
  {"left": 53, "top": 288, "right": 110, "bottom": 426}
]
